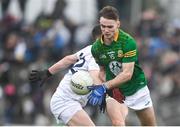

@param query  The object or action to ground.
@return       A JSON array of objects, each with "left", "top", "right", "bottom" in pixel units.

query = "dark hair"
[
  {"left": 99, "top": 6, "right": 119, "bottom": 20},
  {"left": 91, "top": 25, "right": 101, "bottom": 41}
]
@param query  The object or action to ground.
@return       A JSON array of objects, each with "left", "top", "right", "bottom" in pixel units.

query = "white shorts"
[
  {"left": 124, "top": 86, "right": 153, "bottom": 110},
  {"left": 50, "top": 74, "right": 89, "bottom": 124}
]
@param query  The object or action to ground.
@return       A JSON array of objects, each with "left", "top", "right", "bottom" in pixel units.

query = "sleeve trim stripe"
[
  {"left": 124, "top": 53, "right": 136, "bottom": 57},
  {"left": 124, "top": 50, "right": 136, "bottom": 55},
  {"left": 124, "top": 52, "right": 136, "bottom": 56}
]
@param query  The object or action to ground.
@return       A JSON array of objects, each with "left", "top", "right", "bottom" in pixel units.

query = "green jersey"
[{"left": 91, "top": 29, "right": 147, "bottom": 96}]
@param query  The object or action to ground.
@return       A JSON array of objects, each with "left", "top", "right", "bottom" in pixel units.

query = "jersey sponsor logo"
[
  {"left": 118, "top": 50, "right": 124, "bottom": 58},
  {"left": 109, "top": 61, "right": 122, "bottom": 76}
]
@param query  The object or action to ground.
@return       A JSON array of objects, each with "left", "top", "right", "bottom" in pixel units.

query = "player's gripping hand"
[
  {"left": 29, "top": 69, "right": 52, "bottom": 87},
  {"left": 87, "top": 84, "right": 107, "bottom": 106}
]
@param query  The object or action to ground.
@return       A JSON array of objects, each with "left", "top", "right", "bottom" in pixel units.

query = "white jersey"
[
  {"left": 55, "top": 45, "right": 99, "bottom": 101},
  {"left": 50, "top": 45, "right": 99, "bottom": 124}
]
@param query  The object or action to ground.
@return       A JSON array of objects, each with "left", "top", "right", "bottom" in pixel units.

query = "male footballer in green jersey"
[
  {"left": 30, "top": 25, "right": 128, "bottom": 126},
  {"left": 87, "top": 6, "right": 156, "bottom": 126}
]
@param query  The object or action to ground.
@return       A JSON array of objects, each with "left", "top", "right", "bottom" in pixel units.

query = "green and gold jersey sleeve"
[{"left": 122, "top": 37, "right": 138, "bottom": 63}]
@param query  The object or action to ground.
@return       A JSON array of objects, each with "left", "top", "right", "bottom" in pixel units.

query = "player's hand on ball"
[
  {"left": 29, "top": 69, "right": 52, "bottom": 87},
  {"left": 87, "top": 84, "right": 107, "bottom": 106}
]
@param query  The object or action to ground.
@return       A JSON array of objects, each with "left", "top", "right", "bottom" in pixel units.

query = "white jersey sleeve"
[
  {"left": 75, "top": 45, "right": 92, "bottom": 59},
  {"left": 68, "top": 45, "right": 99, "bottom": 74}
]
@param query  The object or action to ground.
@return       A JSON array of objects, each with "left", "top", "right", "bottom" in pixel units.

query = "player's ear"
[{"left": 117, "top": 20, "right": 120, "bottom": 28}]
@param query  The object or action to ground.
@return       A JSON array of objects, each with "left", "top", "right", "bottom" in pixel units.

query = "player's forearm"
[
  {"left": 99, "top": 66, "right": 106, "bottom": 82},
  {"left": 105, "top": 71, "right": 132, "bottom": 89},
  {"left": 105, "top": 62, "right": 134, "bottom": 89},
  {"left": 89, "top": 70, "right": 102, "bottom": 84},
  {"left": 48, "top": 55, "right": 77, "bottom": 74}
]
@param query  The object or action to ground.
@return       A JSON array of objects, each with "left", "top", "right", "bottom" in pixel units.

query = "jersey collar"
[{"left": 101, "top": 29, "right": 119, "bottom": 44}]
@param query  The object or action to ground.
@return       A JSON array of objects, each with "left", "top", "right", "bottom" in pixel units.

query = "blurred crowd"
[
  {"left": 0, "top": 0, "right": 179, "bottom": 126},
  {"left": 127, "top": 9, "right": 180, "bottom": 126}
]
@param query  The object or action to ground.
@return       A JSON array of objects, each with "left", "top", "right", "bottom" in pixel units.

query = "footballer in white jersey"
[{"left": 50, "top": 45, "right": 100, "bottom": 125}]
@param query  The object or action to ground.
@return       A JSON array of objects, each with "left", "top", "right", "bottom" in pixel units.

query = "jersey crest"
[
  {"left": 118, "top": 50, "right": 123, "bottom": 58},
  {"left": 109, "top": 61, "right": 122, "bottom": 76}
]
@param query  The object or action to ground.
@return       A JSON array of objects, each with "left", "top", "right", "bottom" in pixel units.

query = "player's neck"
[{"left": 103, "top": 37, "right": 113, "bottom": 45}]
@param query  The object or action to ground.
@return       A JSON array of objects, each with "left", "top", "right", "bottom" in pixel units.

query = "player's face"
[{"left": 100, "top": 17, "right": 120, "bottom": 40}]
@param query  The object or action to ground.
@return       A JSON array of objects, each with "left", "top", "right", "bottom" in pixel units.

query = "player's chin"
[{"left": 104, "top": 34, "right": 113, "bottom": 39}]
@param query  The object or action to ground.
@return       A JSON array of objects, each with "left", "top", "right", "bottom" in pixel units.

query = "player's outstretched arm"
[
  {"left": 29, "top": 54, "right": 78, "bottom": 87},
  {"left": 29, "top": 69, "right": 52, "bottom": 87},
  {"left": 48, "top": 54, "right": 77, "bottom": 74}
]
